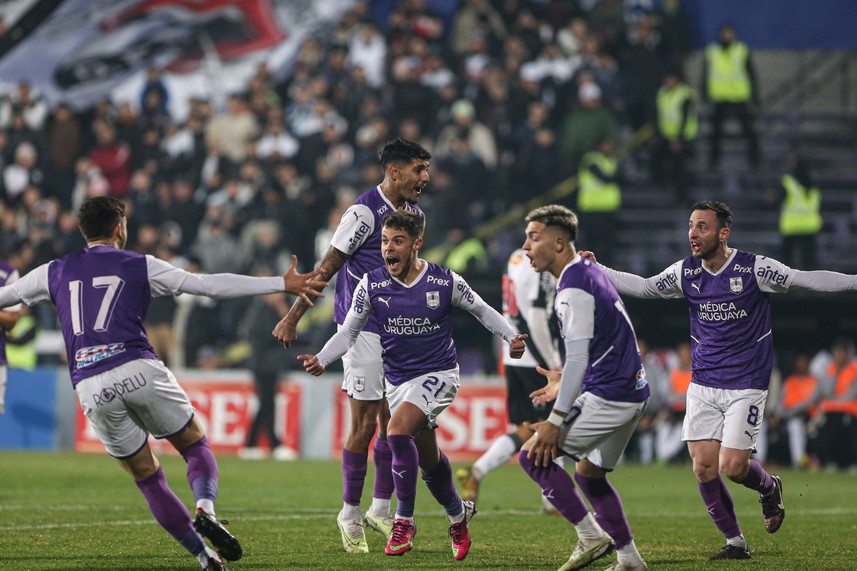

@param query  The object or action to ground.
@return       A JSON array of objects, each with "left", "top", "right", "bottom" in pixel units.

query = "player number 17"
[{"left": 68, "top": 275, "right": 125, "bottom": 336}]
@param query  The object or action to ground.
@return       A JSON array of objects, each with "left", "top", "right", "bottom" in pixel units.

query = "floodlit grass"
[{"left": 0, "top": 451, "right": 855, "bottom": 570}]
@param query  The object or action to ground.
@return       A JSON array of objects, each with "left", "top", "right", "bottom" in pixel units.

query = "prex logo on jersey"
[
  {"left": 370, "top": 279, "right": 392, "bottom": 288},
  {"left": 427, "top": 275, "right": 449, "bottom": 286},
  {"left": 684, "top": 267, "right": 702, "bottom": 276}
]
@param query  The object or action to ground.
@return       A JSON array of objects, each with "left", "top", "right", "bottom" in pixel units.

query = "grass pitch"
[{"left": 0, "top": 451, "right": 855, "bottom": 570}]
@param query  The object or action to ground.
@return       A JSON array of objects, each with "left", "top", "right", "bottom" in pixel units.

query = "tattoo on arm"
[{"left": 284, "top": 246, "right": 349, "bottom": 322}]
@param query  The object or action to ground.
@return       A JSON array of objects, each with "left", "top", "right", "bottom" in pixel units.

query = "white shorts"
[
  {"left": 75, "top": 359, "right": 194, "bottom": 458},
  {"left": 557, "top": 392, "right": 649, "bottom": 471},
  {"left": 341, "top": 329, "right": 385, "bottom": 401},
  {"left": 386, "top": 367, "right": 460, "bottom": 430},
  {"left": 682, "top": 383, "right": 768, "bottom": 450}
]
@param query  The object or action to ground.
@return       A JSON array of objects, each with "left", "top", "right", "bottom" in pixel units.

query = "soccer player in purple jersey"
[
  {"left": 0, "top": 259, "right": 22, "bottom": 415},
  {"left": 297, "top": 210, "right": 528, "bottom": 562},
  {"left": 457, "top": 248, "right": 566, "bottom": 513},
  {"left": 582, "top": 200, "right": 857, "bottom": 560},
  {"left": 273, "top": 138, "right": 431, "bottom": 552},
  {"left": 520, "top": 205, "right": 650, "bottom": 571},
  {"left": 0, "top": 196, "right": 326, "bottom": 571}
]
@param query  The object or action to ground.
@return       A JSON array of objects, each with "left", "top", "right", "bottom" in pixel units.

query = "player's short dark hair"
[
  {"left": 382, "top": 210, "right": 424, "bottom": 239},
  {"left": 78, "top": 196, "right": 125, "bottom": 240},
  {"left": 692, "top": 200, "right": 733, "bottom": 230},
  {"left": 378, "top": 137, "right": 431, "bottom": 168},
  {"left": 525, "top": 204, "right": 578, "bottom": 241}
]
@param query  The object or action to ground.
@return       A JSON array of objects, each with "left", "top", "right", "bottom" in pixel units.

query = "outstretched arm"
[
  {"left": 579, "top": 251, "right": 684, "bottom": 299},
  {"left": 296, "top": 277, "right": 372, "bottom": 375},
  {"left": 452, "top": 272, "right": 526, "bottom": 357},
  {"left": 147, "top": 255, "right": 327, "bottom": 300},
  {"left": 273, "top": 245, "right": 349, "bottom": 347}
]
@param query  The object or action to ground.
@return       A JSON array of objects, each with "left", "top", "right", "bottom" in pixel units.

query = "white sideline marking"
[{"left": 1, "top": 507, "right": 856, "bottom": 532}]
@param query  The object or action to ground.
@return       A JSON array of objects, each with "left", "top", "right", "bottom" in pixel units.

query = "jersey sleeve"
[
  {"left": 599, "top": 260, "right": 685, "bottom": 299},
  {"left": 0, "top": 263, "right": 51, "bottom": 308},
  {"left": 1, "top": 269, "right": 22, "bottom": 312},
  {"left": 316, "top": 275, "right": 372, "bottom": 366},
  {"left": 452, "top": 271, "right": 517, "bottom": 342},
  {"left": 755, "top": 254, "right": 857, "bottom": 293},
  {"left": 146, "top": 256, "right": 283, "bottom": 298},
  {"left": 329, "top": 203, "right": 375, "bottom": 256},
  {"left": 556, "top": 287, "right": 595, "bottom": 341}
]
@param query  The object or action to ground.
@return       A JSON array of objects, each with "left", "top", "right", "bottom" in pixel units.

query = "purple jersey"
[
  {"left": 556, "top": 259, "right": 649, "bottom": 403},
  {"left": 680, "top": 250, "right": 773, "bottom": 390},
  {"left": 330, "top": 186, "right": 424, "bottom": 334},
  {"left": 48, "top": 246, "right": 158, "bottom": 385},
  {"left": 0, "top": 260, "right": 15, "bottom": 365},
  {"left": 363, "top": 263, "right": 457, "bottom": 385}
]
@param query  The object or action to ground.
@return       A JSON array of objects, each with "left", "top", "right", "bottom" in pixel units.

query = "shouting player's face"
[
  {"left": 522, "top": 221, "right": 556, "bottom": 274},
  {"left": 391, "top": 158, "right": 430, "bottom": 205},
  {"left": 688, "top": 209, "right": 727, "bottom": 259},
  {"left": 382, "top": 226, "right": 421, "bottom": 280}
]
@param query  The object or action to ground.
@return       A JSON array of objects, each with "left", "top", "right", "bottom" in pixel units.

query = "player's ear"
[{"left": 413, "top": 236, "right": 423, "bottom": 251}]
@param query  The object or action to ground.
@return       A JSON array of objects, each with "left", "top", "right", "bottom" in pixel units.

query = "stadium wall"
[{"left": 1, "top": 368, "right": 509, "bottom": 461}]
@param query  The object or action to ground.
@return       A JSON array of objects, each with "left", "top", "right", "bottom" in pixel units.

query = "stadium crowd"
[{"left": 0, "top": 0, "right": 854, "bottom": 471}]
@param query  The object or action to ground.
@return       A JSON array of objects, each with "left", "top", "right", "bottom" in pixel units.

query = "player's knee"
[
  {"left": 349, "top": 414, "right": 379, "bottom": 443},
  {"left": 720, "top": 458, "right": 749, "bottom": 481},
  {"left": 692, "top": 461, "right": 717, "bottom": 481}
]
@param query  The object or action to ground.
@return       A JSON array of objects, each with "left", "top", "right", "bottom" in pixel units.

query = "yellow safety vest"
[
  {"left": 445, "top": 237, "right": 488, "bottom": 273},
  {"left": 5, "top": 314, "right": 37, "bottom": 370},
  {"left": 779, "top": 174, "right": 822, "bottom": 236},
  {"left": 657, "top": 84, "right": 698, "bottom": 140},
  {"left": 706, "top": 41, "right": 751, "bottom": 102},
  {"left": 578, "top": 152, "right": 620, "bottom": 212}
]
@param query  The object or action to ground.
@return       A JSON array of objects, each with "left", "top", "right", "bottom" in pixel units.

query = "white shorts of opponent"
[
  {"left": 75, "top": 358, "right": 194, "bottom": 458},
  {"left": 557, "top": 392, "right": 649, "bottom": 471},
  {"left": 682, "top": 383, "right": 768, "bottom": 451},
  {"left": 341, "top": 329, "right": 385, "bottom": 401},
  {"left": 385, "top": 366, "right": 460, "bottom": 430}
]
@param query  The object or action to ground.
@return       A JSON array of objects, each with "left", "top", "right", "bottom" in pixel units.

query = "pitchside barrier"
[{"left": 1, "top": 368, "right": 509, "bottom": 460}]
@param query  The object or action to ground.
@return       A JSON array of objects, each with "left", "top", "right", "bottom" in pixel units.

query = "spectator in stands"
[
  {"left": 451, "top": 0, "right": 507, "bottom": 57},
  {"left": 658, "top": 341, "right": 691, "bottom": 464},
  {"left": 652, "top": 68, "right": 698, "bottom": 204},
  {"left": 769, "top": 353, "right": 820, "bottom": 469},
  {"left": 88, "top": 120, "right": 132, "bottom": 197},
  {"left": 0, "top": 81, "right": 48, "bottom": 131},
  {"left": 576, "top": 137, "right": 621, "bottom": 267},
  {"left": 776, "top": 152, "right": 822, "bottom": 269},
  {"left": 559, "top": 80, "right": 618, "bottom": 176},
  {"left": 816, "top": 338, "right": 857, "bottom": 471},
  {"left": 44, "top": 103, "right": 82, "bottom": 209},
  {"left": 702, "top": 23, "right": 760, "bottom": 169},
  {"left": 435, "top": 99, "right": 497, "bottom": 169},
  {"left": 2, "top": 142, "right": 42, "bottom": 206},
  {"left": 205, "top": 94, "right": 260, "bottom": 165}
]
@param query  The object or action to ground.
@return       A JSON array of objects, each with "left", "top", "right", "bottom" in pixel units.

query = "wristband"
[{"left": 547, "top": 410, "right": 566, "bottom": 427}]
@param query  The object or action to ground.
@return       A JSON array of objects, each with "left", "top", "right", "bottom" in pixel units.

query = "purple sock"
[
  {"left": 180, "top": 436, "right": 218, "bottom": 505},
  {"left": 388, "top": 434, "right": 419, "bottom": 518},
  {"left": 373, "top": 437, "right": 394, "bottom": 501},
  {"left": 342, "top": 449, "right": 368, "bottom": 506},
  {"left": 699, "top": 476, "right": 742, "bottom": 539},
  {"left": 574, "top": 472, "right": 633, "bottom": 549},
  {"left": 518, "top": 450, "right": 589, "bottom": 524},
  {"left": 136, "top": 466, "right": 203, "bottom": 555},
  {"left": 741, "top": 459, "right": 773, "bottom": 493},
  {"left": 421, "top": 451, "right": 463, "bottom": 517}
]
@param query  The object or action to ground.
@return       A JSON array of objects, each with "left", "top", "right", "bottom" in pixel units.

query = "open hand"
[
  {"left": 282, "top": 255, "right": 327, "bottom": 306},
  {"left": 529, "top": 365, "right": 561, "bottom": 404}
]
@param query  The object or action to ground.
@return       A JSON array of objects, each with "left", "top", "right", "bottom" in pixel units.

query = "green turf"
[{"left": 0, "top": 451, "right": 855, "bottom": 570}]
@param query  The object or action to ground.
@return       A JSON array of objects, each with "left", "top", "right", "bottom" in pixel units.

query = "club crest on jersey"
[
  {"left": 354, "top": 376, "right": 365, "bottom": 392},
  {"left": 426, "top": 291, "right": 440, "bottom": 309},
  {"left": 729, "top": 276, "right": 743, "bottom": 294}
]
